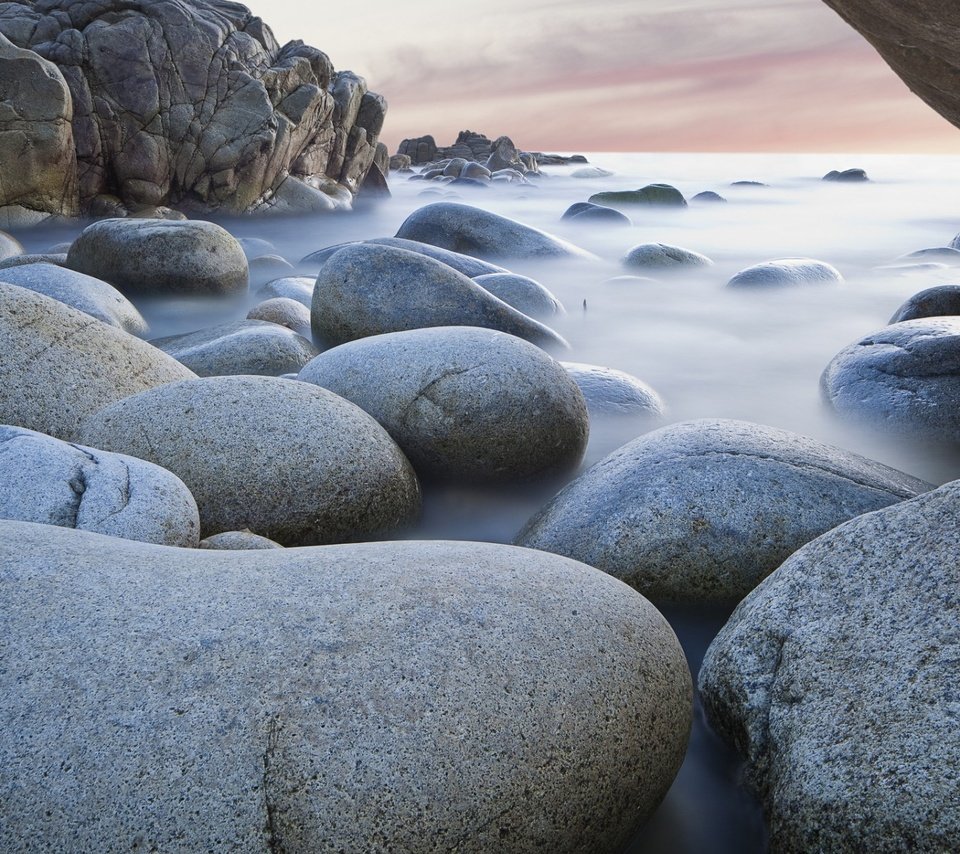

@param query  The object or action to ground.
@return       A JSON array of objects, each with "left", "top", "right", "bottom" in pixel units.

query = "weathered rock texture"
[
  {"left": 0, "top": 0, "right": 387, "bottom": 220},
  {"left": 396, "top": 129, "right": 585, "bottom": 170}
]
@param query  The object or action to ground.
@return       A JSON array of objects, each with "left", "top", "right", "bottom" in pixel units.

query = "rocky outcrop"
[
  {"left": 821, "top": 1, "right": 960, "bottom": 135},
  {"left": 396, "top": 129, "right": 585, "bottom": 171},
  {"left": 0, "top": 0, "right": 387, "bottom": 221}
]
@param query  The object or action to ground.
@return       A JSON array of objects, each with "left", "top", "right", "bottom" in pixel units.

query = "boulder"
[
  {"left": 199, "top": 530, "right": 283, "bottom": 550},
  {"left": 588, "top": 184, "right": 687, "bottom": 208},
  {"left": 389, "top": 153, "right": 412, "bottom": 171},
  {"left": 571, "top": 166, "right": 614, "bottom": 178},
  {"left": 237, "top": 237, "right": 278, "bottom": 259},
  {"left": 0, "top": 262, "right": 148, "bottom": 335},
  {"left": 485, "top": 136, "right": 525, "bottom": 173},
  {"left": 0, "top": 1, "right": 387, "bottom": 215},
  {"left": 560, "top": 363, "right": 665, "bottom": 417},
  {"left": 299, "top": 327, "right": 589, "bottom": 483},
  {"left": 151, "top": 320, "right": 318, "bottom": 377},
  {"left": 821, "top": 317, "right": 960, "bottom": 441},
  {"left": 473, "top": 273, "right": 565, "bottom": 318},
  {"left": 727, "top": 258, "right": 843, "bottom": 289},
  {"left": 66, "top": 219, "right": 249, "bottom": 297},
  {"left": 516, "top": 419, "right": 929, "bottom": 602},
  {"left": 0, "top": 425, "right": 199, "bottom": 547},
  {"left": 76, "top": 375, "right": 420, "bottom": 545},
  {"left": 0, "top": 283, "right": 194, "bottom": 440},
  {"left": 0, "top": 253, "right": 68, "bottom": 270},
  {"left": 889, "top": 285, "right": 960, "bottom": 323},
  {"left": 311, "top": 244, "right": 568, "bottom": 351},
  {"left": 395, "top": 202, "right": 596, "bottom": 261},
  {"left": 247, "top": 297, "right": 312, "bottom": 338},
  {"left": 622, "top": 243, "right": 713, "bottom": 270},
  {"left": 0, "top": 521, "right": 692, "bottom": 853},
  {"left": 302, "top": 237, "right": 507, "bottom": 278},
  {"left": 569, "top": 206, "right": 632, "bottom": 226},
  {"left": 248, "top": 254, "right": 295, "bottom": 283},
  {"left": 0, "top": 230, "right": 24, "bottom": 261},
  {"left": 691, "top": 191, "right": 727, "bottom": 203},
  {"left": 897, "top": 247, "right": 960, "bottom": 264},
  {"left": 822, "top": 168, "right": 869, "bottom": 182},
  {"left": 700, "top": 479, "right": 960, "bottom": 851},
  {"left": 257, "top": 276, "right": 315, "bottom": 307}
]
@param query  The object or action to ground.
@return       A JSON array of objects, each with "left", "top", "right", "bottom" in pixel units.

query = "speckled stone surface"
[
  {"left": 395, "top": 202, "right": 597, "bottom": 260},
  {"left": 699, "top": 479, "right": 960, "bottom": 852},
  {"left": 76, "top": 376, "right": 421, "bottom": 545},
  {"left": 0, "top": 523, "right": 692, "bottom": 853},
  {"left": 66, "top": 218, "right": 249, "bottom": 297},
  {"left": 302, "top": 236, "right": 508, "bottom": 277},
  {"left": 560, "top": 362, "right": 665, "bottom": 417},
  {"left": 151, "top": 320, "right": 318, "bottom": 377},
  {"left": 821, "top": 317, "right": 960, "bottom": 441},
  {"left": 246, "top": 298, "right": 312, "bottom": 338},
  {"left": 0, "top": 283, "right": 195, "bottom": 440},
  {"left": 726, "top": 258, "right": 843, "bottom": 289},
  {"left": 0, "top": 425, "right": 199, "bottom": 546},
  {"left": 473, "top": 272, "right": 565, "bottom": 318},
  {"left": 0, "top": 261, "right": 148, "bottom": 334},
  {"left": 199, "top": 530, "right": 283, "bottom": 550},
  {"left": 311, "top": 243, "right": 568, "bottom": 350},
  {"left": 516, "top": 419, "right": 930, "bottom": 602},
  {"left": 299, "top": 327, "right": 589, "bottom": 482},
  {"left": 256, "top": 276, "right": 315, "bottom": 308},
  {"left": 888, "top": 285, "right": 960, "bottom": 323},
  {"left": 622, "top": 243, "right": 713, "bottom": 270}
]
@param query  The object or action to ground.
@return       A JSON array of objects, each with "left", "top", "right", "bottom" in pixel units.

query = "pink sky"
[{"left": 264, "top": 0, "right": 960, "bottom": 154}]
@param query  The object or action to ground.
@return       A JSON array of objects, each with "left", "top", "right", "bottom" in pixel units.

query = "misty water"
[{"left": 27, "top": 151, "right": 960, "bottom": 851}]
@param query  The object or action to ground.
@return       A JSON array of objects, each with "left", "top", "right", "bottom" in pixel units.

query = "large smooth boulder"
[
  {"left": 247, "top": 297, "right": 312, "bottom": 338},
  {"left": 561, "top": 363, "right": 665, "bottom": 417},
  {"left": 473, "top": 272, "right": 564, "bottom": 318},
  {"left": 257, "top": 276, "right": 315, "bottom": 307},
  {"left": 199, "top": 530, "right": 283, "bottom": 550},
  {"left": 700, "top": 479, "right": 960, "bottom": 851},
  {"left": 888, "top": 285, "right": 960, "bottom": 323},
  {"left": 66, "top": 219, "right": 249, "bottom": 297},
  {"left": 622, "top": 243, "right": 713, "bottom": 270},
  {"left": 311, "top": 244, "right": 568, "bottom": 350},
  {"left": 0, "top": 522, "right": 692, "bottom": 853},
  {"left": 822, "top": 167, "right": 869, "bottom": 182},
  {"left": 395, "top": 202, "right": 596, "bottom": 260},
  {"left": 0, "top": 1, "right": 386, "bottom": 214},
  {"left": 516, "top": 419, "right": 929, "bottom": 602},
  {"left": 727, "top": 258, "right": 842, "bottom": 289},
  {"left": 151, "top": 320, "right": 318, "bottom": 377},
  {"left": 588, "top": 184, "right": 686, "bottom": 208},
  {"left": 0, "top": 425, "right": 199, "bottom": 547},
  {"left": 0, "top": 262, "right": 148, "bottom": 334},
  {"left": 821, "top": 317, "right": 960, "bottom": 440},
  {"left": 76, "top": 375, "right": 420, "bottom": 545},
  {"left": 0, "top": 283, "right": 194, "bottom": 440},
  {"left": 298, "top": 327, "right": 589, "bottom": 483}
]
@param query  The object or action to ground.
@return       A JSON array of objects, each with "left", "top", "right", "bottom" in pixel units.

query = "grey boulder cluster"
[{"left": 396, "top": 128, "right": 586, "bottom": 172}]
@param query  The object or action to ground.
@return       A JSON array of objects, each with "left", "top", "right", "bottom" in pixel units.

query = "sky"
[{"left": 262, "top": 0, "right": 960, "bottom": 154}]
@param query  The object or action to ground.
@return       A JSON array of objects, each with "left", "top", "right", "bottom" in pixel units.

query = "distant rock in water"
[
  {"left": 622, "top": 243, "right": 713, "bottom": 270},
  {"left": 691, "top": 191, "right": 727, "bottom": 203},
  {"left": 889, "top": 285, "right": 960, "bottom": 323},
  {"left": 898, "top": 247, "right": 960, "bottom": 264},
  {"left": 823, "top": 168, "right": 870, "bottom": 183},
  {"left": 0, "top": 0, "right": 388, "bottom": 222},
  {"left": 396, "top": 129, "right": 586, "bottom": 172},
  {"left": 729, "top": 180, "right": 768, "bottom": 187},
  {"left": 588, "top": 184, "right": 687, "bottom": 208},
  {"left": 727, "top": 258, "right": 843, "bottom": 289}
]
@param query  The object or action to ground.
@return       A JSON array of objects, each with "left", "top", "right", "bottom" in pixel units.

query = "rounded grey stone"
[
  {"left": 897, "top": 246, "right": 960, "bottom": 264},
  {"left": 247, "top": 297, "right": 312, "bottom": 338},
  {"left": 560, "top": 362, "right": 665, "bottom": 417},
  {"left": 516, "top": 419, "right": 929, "bottom": 602},
  {"left": 248, "top": 254, "right": 295, "bottom": 283},
  {"left": 199, "top": 530, "right": 283, "bottom": 550},
  {"left": 311, "top": 244, "right": 568, "bottom": 351},
  {"left": 395, "top": 202, "right": 596, "bottom": 260},
  {"left": 237, "top": 236, "right": 278, "bottom": 259},
  {"left": 889, "top": 285, "right": 960, "bottom": 323},
  {"left": 302, "top": 237, "right": 507, "bottom": 278},
  {"left": 699, "top": 480, "right": 960, "bottom": 852},
  {"left": 821, "top": 317, "right": 960, "bottom": 440},
  {"left": 727, "top": 258, "right": 843, "bottom": 289},
  {"left": 298, "top": 326, "right": 589, "bottom": 483},
  {"left": 570, "top": 206, "right": 632, "bottom": 226},
  {"left": 76, "top": 375, "right": 420, "bottom": 545},
  {"left": 0, "top": 283, "right": 195, "bottom": 441},
  {"left": 66, "top": 218, "right": 249, "bottom": 297},
  {"left": 571, "top": 166, "right": 614, "bottom": 178},
  {"left": 588, "top": 184, "right": 686, "bottom": 208},
  {"left": 257, "top": 276, "right": 315, "bottom": 307},
  {"left": 0, "top": 425, "right": 199, "bottom": 547},
  {"left": 0, "top": 230, "right": 24, "bottom": 260},
  {"left": 460, "top": 162, "right": 491, "bottom": 180},
  {"left": 622, "top": 243, "right": 713, "bottom": 270},
  {"left": 0, "top": 252, "right": 68, "bottom": 270},
  {"left": 822, "top": 167, "right": 869, "bottom": 182},
  {"left": 150, "top": 320, "right": 318, "bottom": 377},
  {"left": 0, "top": 262, "right": 148, "bottom": 334},
  {"left": 0, "top": 523, "right": 692, "bottom": 853},
  {"left": 473, "top": 272, "right": 565, "bottom": 318},
  {"left": 691, "top": 191, "right": 727, "bottom": 203}
]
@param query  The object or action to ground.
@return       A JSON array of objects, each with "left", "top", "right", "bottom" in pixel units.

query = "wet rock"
[
  {"left": 0, "top": 522, "right": 692, "bottom": 853},
  {"left": 0, "top": 262, "right": 148, "bottom": 335},
  {"left": 889, "top": 285, "right": 960, "bottom": 323},
  {"left": 199, "top": 530, "right": 283, "bottom": 550},
  {"left": 560, "top": 363, "right": 665, "bottom": 417},
  {"left": 823, "top": 168, "right": 870, "bottom": 182},
  {"left": 0, "top": 425, "right": 199, "bottom": 547},
  {"left": 299, "top": 326, "right": 589, "bottom": 483},
  {"left": 588, "top": 184, "right": 687, "bottom": 208},
  {"left": 691, "top": 191, "right": 727, "bottom": 203},
  {"left": 302, "top": 237, "right": 506, "bottom": 278},
  {"left": 311, "top": 244, "right": 568, "bottom": 351},
  {"left": 76, "top": 375, "right": 420, "bottom": 545},
  {"left": 0, "top": 283, "right": 194, "bottom": 440},
  {"left": 395, "top": 202, "right": 596, "bottom": 261},
  {"left": 473, "top": 273, "right": 564, "bottom": 318},
  {"left": 257, "top": 276, "right": 315, "bottom": 307},
  {"left": 66, "top": 219, "right": 249, "bottom": 297},
  {"left": 516, "top": 419, "right": 928, "bottom": 602},
  {"left": 727, "top": 258, "right": 843, "bottom": 289},
  {"left": 700, "top": 479, "right": 960, "bottom": 852},
  {"left": 821, "top": 317, "right": 960, "bottom": 441},
  {"left": 247, "top": 297, "right": 312, "bottom": 338},
  {"left": 151, "top": 320, "right": 318, "bottom": 378},
  {"left": 622, "top": 243, "right": 713, "bottom": 270}
]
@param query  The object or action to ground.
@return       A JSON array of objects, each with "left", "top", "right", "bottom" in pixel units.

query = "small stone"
[
  {"left": 560, "top": 363, "right": 665, "bottom": 417},
  {"left": 473, "top": 273, "right": 565, "bottom": 318},
  {"left": 198, "top": 530, "right": 283, "bottom": 550},
  {"left": 247, "top": 298, "right": 312, "bottom": 338},
  {"left": 823, "top": 168, "right": 869, "bottom": 182},
  {"left": 622, "top": 243, "right": 713, "bottom": 270},
  {"left": 727, "top": 258, "right": 843, "bottom": 289}
]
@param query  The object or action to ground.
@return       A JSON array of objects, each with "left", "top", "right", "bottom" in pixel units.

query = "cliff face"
[
  {"left": 0, "top": 0, "right": 386, "bottom": 224},
  {"left": 822, "top": 0, "right": 960, "bottom": 132}
]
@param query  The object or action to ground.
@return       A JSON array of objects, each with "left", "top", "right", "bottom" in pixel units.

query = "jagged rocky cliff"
[{"left": 0, "top": 0, "right": 387, "bottom": 225}]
